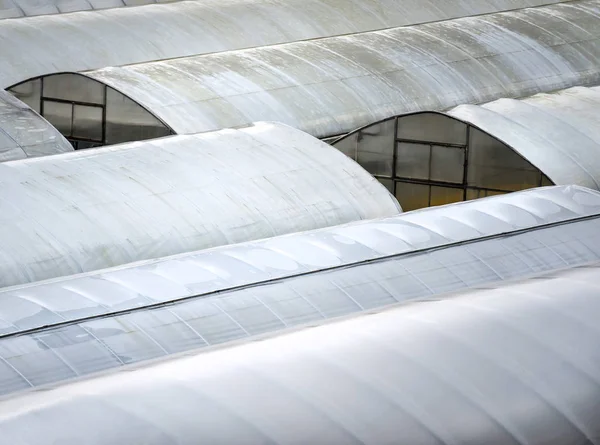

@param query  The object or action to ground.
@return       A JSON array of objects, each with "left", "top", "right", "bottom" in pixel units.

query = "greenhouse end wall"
[
  {"left": 333, "top": 113, "right": 552, "bottom": 211},
  {"left": 9, "top": 74, "right": 173, "bottom": 148}
]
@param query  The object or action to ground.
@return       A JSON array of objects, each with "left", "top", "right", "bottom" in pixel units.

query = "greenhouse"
[
  {"left": 333, "top": 85, "right": 600, "bottom": 210},
  {"left": 0, "top": 89, "right": 72, "bottom": 161},
  {"left": 0, "top": 0, "right": 569, "bottom": 87},
  {"left": 7, "top": 0, "right": 600, "bottom": 146},
  {"left": 2, "top": 0, "right": 600, "bottom": 442},
  {"left": 0, "top": 185, "right": 597, "bottom": 395},
  {"left": 0, "top": 121, "right": 400, "bottom": 288},
  {"left": 0, "top": 262, "right": 598, "bottom": 445}
]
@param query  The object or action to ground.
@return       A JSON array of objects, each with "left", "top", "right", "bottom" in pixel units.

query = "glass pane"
[
  {"left": 395, "top": 142, "right": 430, "bottom": 180},
  {"left": 43, "top": 100, "right": 72, "bottom": 136},
  {"left": 395, "top": 181, "right": 430, "bottom": 211},
  {"left": 397, "top": 113, "right": 467, "bottom": 145},
  {"left": 467, "top": 128, "right": 541, "bottom": 191},
  {"left": 43, "top": 74, "right": 105, "bottom": 105},
  {"left": 355, "top": 119, "right": 395, "bottom": 176},
  {"left": 105, "top": 88, "right": 171, "bottom": 145},
  {"left": 73, "top": 105, "right": 103, "bottom": 141},
  {"left": 9, "top": 79, "right": 41, "bottom": 113},
  {"left": 430, "top": 145, "right": 465, "bottom": 183},
  {"left": 430, "top": 186, "right": 464, "bottom": 207}
]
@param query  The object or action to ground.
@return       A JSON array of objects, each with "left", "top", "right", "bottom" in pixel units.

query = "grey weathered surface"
[
  {"left": 78, "top": 0, "right": 600, "bottom": 138},
  {"left": 0, "top": 0, "right": 569, "bottom": 85}
]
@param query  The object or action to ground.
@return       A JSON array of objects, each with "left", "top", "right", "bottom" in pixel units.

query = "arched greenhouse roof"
[
  {"left": 0, "top": 261, "right": 599, "bottom": 444},
  {"left": 0, "top": 90, "right": 72, "bottom": 161},
  {"left": 0, "top": 121, "right": 400, "bottom": 288},
  {"left": 333, "top": 84, "right": 600, "bottom": 195},
  {"left": 0, "top": 0, "right": 175, "bottom": 19},
  {"left": 0, "top": 185, "right": 598, "bottom": 395},
  {"left": 448, "top": 85, "right": 600, "bottom": 190},
  {"left": 0, "top": 0, "right": 570, "bottom": 87},
  {"left": 71, "top": 0, "right": 600, "bottom": 139}
]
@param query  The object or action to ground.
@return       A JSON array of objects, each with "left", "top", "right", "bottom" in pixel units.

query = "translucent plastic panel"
[
  {"left": 0, "top": 186, "right": 598, "bottom": 337},
  {"left": 541, "top": 174, "right": 554, "bottom": 186},
  {"left": 43, "top": 74, "right": 105, "bottom": 105},
  {"left": 8, "top": 80, "right": 41, "bottom": 113},
  {"left": 0, "top": 0, "right": 22, "bottom": 19},
  {"left": 0, "top": 216, "right": 598, "bottom": 396},
  {"left": 397, "top": 113, "right": 467, "bottom": 145},
  {"left": 396, "top": 142, "right": 430, "bottom": 180},
  {"left": 395, "top": 181, "right": 430, "bottom": 211},
  {"left": 105, "top": 88, "right": 171, "bottom": 145},
  {"left": 0, "top": 130, "right": 16, "bottom": 154},
  {"left": 72, "top": 105, "right": 103, "bottom": 141},
  {"left": 430, "top": 186, "right": 464, "bottom": 207},
  {"left": 17, "top": 0, "right": 58, "bottom": 16},
  {"left": 88, "top": 0, "right": 124, "bottom": 8},
  {"left": 0, "top": 89, "right": 73, "bottom": 160},
  {"left": 42, "top": 100, "right": 72, "bottom": 136},
  {"left": 466, "top": 189, "right": 508, "bottom": 200},
  {"left": 377, "top": 178, "right": 394, "bottom": 193},
  {"left": 355, "top": 119, "right": 395, "bottom": 176},
  {"left": 333, "top": 132, "right": 358, "bottom": 159},
  {"left": 395, "top": 182, "right": 466, "bottom": 210},
  {"left": 430, "top": 145, "right": 465, "bottom": 183},
  {"left": 467, "top": 128, "right": 542, "bottom": 191},
  {"left": 55, "top": 0, "right": 93, "bottom": 13}
]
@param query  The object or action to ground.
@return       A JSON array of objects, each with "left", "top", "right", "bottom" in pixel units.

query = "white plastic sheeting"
[
  {"left": 1, "top": 262, "right": 599, "bottom": 445},
  {"left": 0, "top": 0, "right": 175, "bottom": 19},
  {"left": 0, "top": 90, "right": 72, "bottom": 161},
  {"left": 0, "top": 184, "right": 596, "bottom": 331},
  {"left": 0, "top": 121, "right": 400, "bottom": 288},
  {"left": 0, "top": 186, "right": 598, "bottom": 396},
  {"left": 0, "top": 0, "right": 569, "bottom": 86},
  {"left": 449, "top": 85, "right": 600, "bottom": 190},
  {"left": 76, "top": 0, "right": 600, "bottom": 138}
]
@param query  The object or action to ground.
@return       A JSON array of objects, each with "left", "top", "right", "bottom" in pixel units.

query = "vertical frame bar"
[
  {"left": 392, "top": 116, "right": 399, "bottom": 197},
  {"left": 39, "top": 78, "right": 45, "bottom": 117},
  {"left": 463, "top": 125, "right": 471, "bottom": 201},
  {"left": 102, "top": 85, "right": 108, "bottom": 145}
]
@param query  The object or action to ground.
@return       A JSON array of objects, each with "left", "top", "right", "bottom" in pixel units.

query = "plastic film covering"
[
  {"left": 0, "top": 121, "right": 400, "bottom": 289},
  {"left": 1, "top": 263, "right": 600, "bottom": 445},
  {"left": 0, "top": 186, "right": 599, "bottom": 396},
  {"left": 0, "top": 90, "right": 72, "bottom": 161},
  {"left": 0, "top": 0, "right": 569, "bottom": 86},
  {"left": 449, "top": 85, "right": 600, "bottom": 190},
  {"left": 78, "top": 0, "right": 600, "bottom": 138},
  {"left": 0, "top": 0, "right": 175, "bottom": 19},
  {"left": 0, "top": 184, "right": 596, "bottom": 331}
]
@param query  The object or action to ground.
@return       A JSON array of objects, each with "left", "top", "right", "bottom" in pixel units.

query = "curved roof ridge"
[
  {"left": 0, "top": 121, "right": 400, "bottom": 289},
  {"left": 64, "top": 0, "right": 600, "bottom": 138}
]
